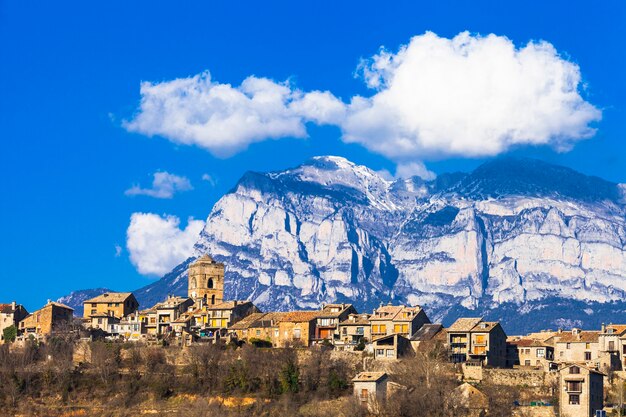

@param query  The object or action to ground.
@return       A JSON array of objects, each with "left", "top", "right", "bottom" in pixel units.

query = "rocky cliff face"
[{"left": 62, "top": 157, "right": 626, "bottom": 333}]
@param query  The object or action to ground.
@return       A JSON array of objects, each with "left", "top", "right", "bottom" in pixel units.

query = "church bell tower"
[{"left": 188, "top": 254, "right": 224, "bottom": 305}]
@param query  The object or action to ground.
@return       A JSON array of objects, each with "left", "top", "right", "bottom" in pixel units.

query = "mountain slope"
[{"left": 61, "top": 156, "right": 626, "bottom": 333}]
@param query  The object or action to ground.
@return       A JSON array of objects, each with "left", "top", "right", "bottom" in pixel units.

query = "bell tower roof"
[{"left": 197, "top": 254, "right": 214, "bottom": 263}]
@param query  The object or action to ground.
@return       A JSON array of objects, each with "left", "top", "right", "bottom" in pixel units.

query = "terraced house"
[
  {"left": 0, "top": 302, "right": 28, "bottom": 342},
  {"left": 369, "top": 304, "right": 430, "bottom": 339},
  {"left": 19, "top": 301, "right": 74, "bottom": 339},
  {"left": 314, "top": 303, "right": 357, "bottom": 342},
  {"left": 447, "top": 317, "right": 507, "bottom": 367},
  {"left": 83, "top": 292, "right": 139, "bottom": 320},
  {"left": 191, "top": 300, "right": 259, "bottom": 338},
  {"left": 554, "top": 329, "right": 601, "bottom": 366}
]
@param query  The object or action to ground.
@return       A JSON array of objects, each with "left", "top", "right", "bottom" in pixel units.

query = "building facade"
[
  {"left": 337, "top": 313, "right": 371, "bottom": 349},
  {"left": 554, "top": 329, "right": 601, "bottom": 366},
  {"left": 188, "top": 255, "right": 224, "bottom": 306},
  {"left": 558, "top": 364, "right": 604, "bottom": 417},
  {"left": 353, "top": 372, "right": 388, "bottom": 411},
  {"left": 83, "top": 292, "right": 139, "bottom": 320},
  {"left": 447, "top": 318, "right": 508, "bottom": 367},
  {"left": 314, "top": 304, "right": 357, "bottom": 342},
  {"left": 0, "top": 302, "right": 28, "bottom": 342},
  {"left": 19, "top": 301, "right": 74, "bottom": 338},
  {"left": 369, "top": 304, "right": 430, "bottom": 339}
]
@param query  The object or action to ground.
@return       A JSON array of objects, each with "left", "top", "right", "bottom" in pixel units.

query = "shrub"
[{"left": 2, "top": 325, "right": 16, "bottom": 343}]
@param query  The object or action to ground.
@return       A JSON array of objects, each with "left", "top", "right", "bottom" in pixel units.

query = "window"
[
  {"left": 361, "top": 389, "right": 368, "bottom": 400},
  {"left": 609, "top": 341, "right": 615, "bottom": 351},
  {"left": 560, "top": 351, "right": 564, "bottom": 358},
  {"left": 256, "top": 330, "right": 261, "bottom": 336},
  {"left": 585, "top": 351, "right": 592, "bottom": 360},
  {"left": 190, "top": 278, "right": 196, "bottom": 289},
  {"left": 386, "top": 349, "right": 394, "bottom": 358},
  {"left": 537, "top": 348, "right": 545, "bottom": 358},
  {"left": 341, "top": 327, "right": 347, "bottom": 335},
  {"left": 475, "top": 335, "right": 486, "bottom": 344},
  {"left": 380, "top": 325, "right": 387, "bottom": 334},
  {"left": 570, "top": 366, "right": 580, "bottom": 374},
  {"left": 208, "top": 278, "right": 214, "bottom": 289},
  {"left": 376, "top": 349, "right": 384, "bottom": 357},
  {"left": 524, "top": 360, "right": 530, "bottom": 366},
  {"left": 566, "top": 343, "right": 571, "bottom": 349},
  {"left": 274, "top": 330, "right": 279, "bottom": 337},
  {"left": 294, "top": 329, "right": 301, "bottom": 339},
  {"left": 372, "top": 325, "right": 379, "bottom": 333},
  {"left": 356, "top": 327, "right": 364, "bottom": 335},
  {"left": 568, "top": 394, "right": 580, "bottom": 405},
  {"left": 585, "top": 342, "right": 591, "bottom": 349}
]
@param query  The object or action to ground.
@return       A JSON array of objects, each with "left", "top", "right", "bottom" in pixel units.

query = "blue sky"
[{"left": 1, "top": 0, "right": 625, "bottom": 311}]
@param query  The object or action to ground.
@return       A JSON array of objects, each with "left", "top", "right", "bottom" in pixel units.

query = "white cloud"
[
  {"left": 123, "top": 71, "right": 344, "bottom": 157},
  {"left": 126, "top": 213, "right": 205, "bottom": 276},
  {"left": 125, "top": 171, "right": 193, "bottom": 199},
  {"left": 201, "top": 173, "right": 217, "bottom": 186},
  {"left": 123, "top": 32, "right": 601, "bottom": 164},
  {"left": 395, "top": 162, "right": 436, "bottom": 180},
  {"left": 343, "top": 31, "right": 601, "bottom": 159},
  {"left": 114, "top": 244, "right": 122, "bottom": 257}
]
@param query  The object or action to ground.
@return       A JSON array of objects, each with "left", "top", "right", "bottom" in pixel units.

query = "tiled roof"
[
  {"left": 472, "top": 321, "right": 499, "bottom": 332},
  {"left": 318, "top": 304, "right": 353, "bottom": 318},
  {"left": 410, "top": 324, "right": 443, "bottom": 341},
  {"left": 352, "top": 372, "right": 387, "bottom": 382},
  {"left": 340, "top": 314, "right": 371, "bottom": 326},
  {"left": 371, "top": 305, "right": 422, "bottom": 321},
  {"left": 229, "top": 313, "right": 266, "bottom": 330},
  {"left": 555, "top": 331, "right": 599, "bottom": 343},
  {"left": 279, "top": 311, "right": 318, "bottom": 323},
  {"left": 206, "top": 301, "right": 249, "bottom": 310},
  {"left": 84, "top": 292, "right": 134, "bottom": 304},
  {"left": 0, "top": 304, "right": 15, "bottom": 314},
  {"left": 604, "top": 324, "right": 626, "bottom": 336},
  {"left": 524, "top": 331, "right": 559, "bottom": 342},
  {"left": 155, "top": 297, "right": 191, "bottom": 308},
  {"left": 510, "top": 338, "right": 547, "bottom": 348},
  {"left": 448, "top": 318, "right": 483, "bottom": 332},
  {"left": 229, "top": 312, "right": 285, "bottom": 330},
  {"left": 47, "top": 301, "right": 74, "bottom": 311}
]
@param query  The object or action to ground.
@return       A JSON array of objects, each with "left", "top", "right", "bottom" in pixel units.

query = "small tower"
[{"left": 188, "top": 255, "right": 224, "bottom": 305}]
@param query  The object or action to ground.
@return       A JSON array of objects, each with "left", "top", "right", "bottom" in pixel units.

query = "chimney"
[
  {"left": 11, "top": 301, "right": 16, "bottom": 311},
  {"left": 601, "top": 323, "right": 606, "bottom": 333},
  {"left": 234, "top": 300, "right": 238, "bottom": 306}
]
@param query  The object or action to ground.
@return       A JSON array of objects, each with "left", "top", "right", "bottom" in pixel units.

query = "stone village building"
[
  {"left": 336, "top": 313, "right": 371, "bottom": 349},
  {"left": 83, "top": 292, "right": 139, "bottom": 321},
  {"left": 508, "top": 338, "right": 556, "bottom": 371},
  {"left": 558, "top": 364, "right": 604, "bottom": 417},
  {"left": 353, "top": 372, "right": 389, "bottom": 411},
  {"left": 314, "top": 303, "right": 357, "bottom": 342},
  {"left": 447, "top": 318, "right": 507, "bottom": 367},
  {"left": 19, "top": 301, "right": 74, "bottom": 339},
  {"left": 369, "top": 304, "right": 430, "bottom": 339},
  {"left": 554, "top": 329, "right": 601, "bottom": 367},
  {"left": 0, "top": 301, "right": 28, "bottom": 342}
]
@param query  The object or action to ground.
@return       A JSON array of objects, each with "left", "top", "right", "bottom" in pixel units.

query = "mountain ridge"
[{"left": 61, "top": 156, "right": 626, "bottom": 333}]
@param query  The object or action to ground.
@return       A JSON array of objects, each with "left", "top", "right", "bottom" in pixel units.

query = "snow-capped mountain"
[{"left": 62, "top": 156, "right": 626, "bottom": 333}]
